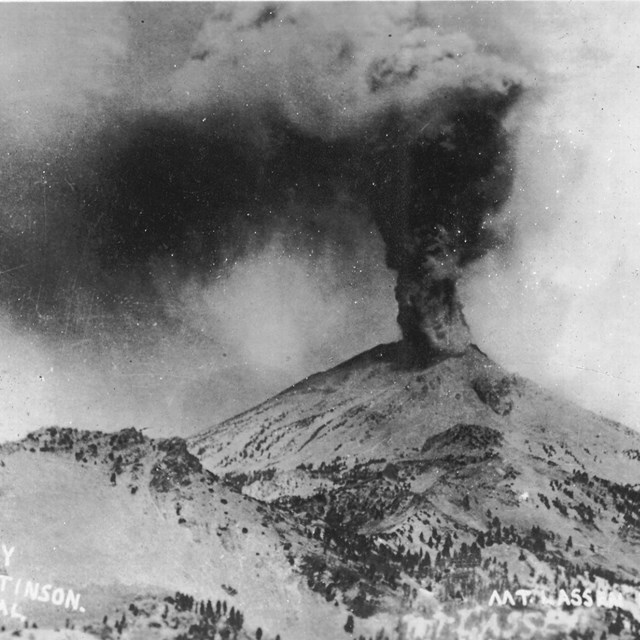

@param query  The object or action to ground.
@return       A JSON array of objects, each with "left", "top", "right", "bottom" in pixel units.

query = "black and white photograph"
[{"left": 0, "top": 2, "right": 639, "bottom": 638}]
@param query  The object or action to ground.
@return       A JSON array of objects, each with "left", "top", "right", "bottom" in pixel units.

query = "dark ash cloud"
[
  {"left": 0, "top": 3, "right": 531, "bottom": 437},
  {"left": 164, "top": 2, "right": 527, "bottom": 358}
]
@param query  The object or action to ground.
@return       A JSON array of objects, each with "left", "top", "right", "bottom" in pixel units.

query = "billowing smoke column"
[{"left": 167, "top": 3, "right": 526, "bottom": 361}]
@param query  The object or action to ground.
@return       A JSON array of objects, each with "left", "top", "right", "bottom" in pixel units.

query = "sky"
[
  {"left": 463, "top": 2, "right": 640, "bottom": 430},
  {"left": 0, "top": 2, "right": 639, "bottom": 439}
]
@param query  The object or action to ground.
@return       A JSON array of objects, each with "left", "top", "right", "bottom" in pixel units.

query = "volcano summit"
[{"left": 188, "top": 341, "right": 640, "bottom": 638}]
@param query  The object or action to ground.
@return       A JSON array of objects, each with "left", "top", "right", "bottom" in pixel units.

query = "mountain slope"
[
  {"left": 0, "top": 427, "right": 350, "bottom": 640},
  {"left": 190, "top": 342, "right": 640, "bottom": 494},
  {"left": 189, "top": 342, "right": 640, "bottom": 638}
]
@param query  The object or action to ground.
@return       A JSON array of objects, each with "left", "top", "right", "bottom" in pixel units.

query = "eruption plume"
[
  {"left": 0, "top": 2, "right": 534, "bottom": 437},
  {"left": 167, "top": 2, "right": 526, "bottom": 360}
]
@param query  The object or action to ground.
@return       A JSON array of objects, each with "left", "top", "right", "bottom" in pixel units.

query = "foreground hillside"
[{"left": 0, "top": 427, "right": 351, "bottom": 640}]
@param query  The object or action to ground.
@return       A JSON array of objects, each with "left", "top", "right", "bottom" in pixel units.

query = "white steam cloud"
[
  {"left": 463, "top": 3, "right": 640, "bottom": 429},
  {"left": 168, "top": 2, "right": 525, "bottom": 139}
]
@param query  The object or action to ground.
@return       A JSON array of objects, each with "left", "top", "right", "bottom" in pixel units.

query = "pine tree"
[{"left": 344, "top": 614, "right": 355, "bottom": 634}]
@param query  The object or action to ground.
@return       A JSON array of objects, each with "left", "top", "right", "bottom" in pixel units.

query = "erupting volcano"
[
  {"left": 0, "top": 3, "right": 529, "bottom": 432},
  {"left": 1, "top": 4, "right": 640, "bottom": 640}
]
